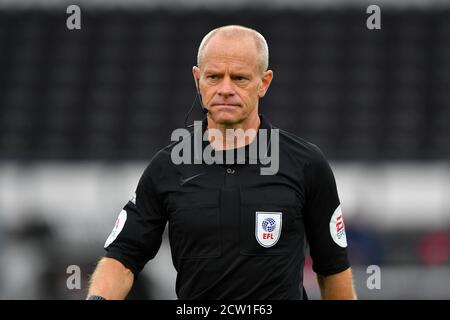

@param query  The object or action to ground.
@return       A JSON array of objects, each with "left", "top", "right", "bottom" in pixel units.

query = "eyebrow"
[{"left": 204, "top": 69, "right": 253, "bottom": 77}]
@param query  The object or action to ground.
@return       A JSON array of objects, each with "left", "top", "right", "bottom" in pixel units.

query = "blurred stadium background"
[{"left": 0, "top": 0, "right": 449, "bottom": 299}]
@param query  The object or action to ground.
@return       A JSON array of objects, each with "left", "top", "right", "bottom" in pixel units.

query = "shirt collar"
[{"left": 199, "top": 114, "right": 274, "bottom": 163}]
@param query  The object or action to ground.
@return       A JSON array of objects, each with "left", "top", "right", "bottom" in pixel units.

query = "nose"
[{"left": 217, "top": 76, "right": 235, "bottom": 97}]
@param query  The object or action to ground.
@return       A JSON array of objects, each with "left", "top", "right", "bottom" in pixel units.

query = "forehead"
[{"left": 201, "top": 34, "right": 259, "bottom": 72}]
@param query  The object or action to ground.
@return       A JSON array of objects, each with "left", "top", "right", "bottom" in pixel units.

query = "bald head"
[{"left": 197, "top": 25, "right": 269, "bottom": 74}]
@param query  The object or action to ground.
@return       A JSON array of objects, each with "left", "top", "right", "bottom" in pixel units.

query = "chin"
[
  {"left": 210, "top": 111, "right": 243, "bottom": 126},
  {"left": 214, "top": 118, "right": 239, "bottom": 127}
]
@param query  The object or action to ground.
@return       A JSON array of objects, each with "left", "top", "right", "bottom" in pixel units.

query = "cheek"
[
  {"left": 244, "top": 86, "right": 261, "bottom": 102},
  {"left": 200, "top": 86, "right": 215, "bottom": 101}
]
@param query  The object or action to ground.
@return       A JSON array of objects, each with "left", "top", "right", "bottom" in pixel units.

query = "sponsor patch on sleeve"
[
  {"left": 329, "top": 205, "right": 347, "bottom": 248},
  {"left": 104, "top": 209, "right": 127, "bottom": 248}
]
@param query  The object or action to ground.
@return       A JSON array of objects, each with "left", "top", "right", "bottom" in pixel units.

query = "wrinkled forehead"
[{"left": 201, "top": 34, "right": 260, "bottom": 71}]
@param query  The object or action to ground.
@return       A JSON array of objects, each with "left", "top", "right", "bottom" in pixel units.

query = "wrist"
[{"left": 86, "top": 295, "right": 106, "bottom": 300}]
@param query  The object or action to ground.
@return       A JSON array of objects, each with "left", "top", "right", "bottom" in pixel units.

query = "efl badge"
[
  {"left": 329, "top": 205, "right": 347, "bottom": 248},
  {"left": 256, "top": 212, "right": 282, "bottom": 248}
]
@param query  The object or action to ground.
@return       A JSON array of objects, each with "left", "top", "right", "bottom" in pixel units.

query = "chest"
[{"left": 163, "top": 164, "right": 307, "bottom": 259}]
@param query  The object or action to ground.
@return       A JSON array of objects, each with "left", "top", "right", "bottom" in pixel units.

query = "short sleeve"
[
  {"left": 303, "top": 145, "right": 350, "bottom": 276},
  {"left": 103, "top": 162, "right": 167, "bottom": 277}
]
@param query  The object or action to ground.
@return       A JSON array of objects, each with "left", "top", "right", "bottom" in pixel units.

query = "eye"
[
  {"left": 207, "top": 75, "right": 219, "bottom": 80},
  {"left": 234, "top": 76, "right": 248, "bottom": 82}
]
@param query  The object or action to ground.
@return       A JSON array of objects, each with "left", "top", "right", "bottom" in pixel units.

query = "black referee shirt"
[{"left": 104, "top": 114, "right": 350, "bottom": 299}]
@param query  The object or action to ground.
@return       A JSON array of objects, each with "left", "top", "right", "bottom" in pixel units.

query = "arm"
[
  {"left": 316, "top": 267, "right": 357, "bottom": 300},
  {"left": 90, "top": 161, "right": 167, "bottom": 300},
  {"left": 87, "top": 257, "right": 134, "bottom": 300},
  {"left": 303, "top": 147, "right": 355, "bottom": 300}
]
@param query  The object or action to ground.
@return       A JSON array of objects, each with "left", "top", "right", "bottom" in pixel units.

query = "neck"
[{"left": 207, "top": 112, "right": 260, "bottom": 150}]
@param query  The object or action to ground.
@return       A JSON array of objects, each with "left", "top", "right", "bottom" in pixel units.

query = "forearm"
[
  {"left": 87, "top": 257, "right": 134, "bottom": 300},
  {"left": 317, "top": 267, "right": 357, "bottom": 300}
]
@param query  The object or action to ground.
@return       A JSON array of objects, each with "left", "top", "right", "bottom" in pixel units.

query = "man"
[{"left": 87, "top": 25, "right": 356, "bottom": 300}]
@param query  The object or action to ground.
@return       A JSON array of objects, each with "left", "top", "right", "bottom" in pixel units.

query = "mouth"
[{"left": 211, "top": 103, "right": 241, "bottom": 108}]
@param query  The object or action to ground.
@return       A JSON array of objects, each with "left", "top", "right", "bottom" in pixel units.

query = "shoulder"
[
  {"left": 275, "top": 128, "right": 336, "bottom": 188},
  {"left": 276, "top": 129, "right": 337, "bottom": 191},
  {"left": 142, "top": 128, "right": 194, "bottom": 180},
  {"left": 282, "top": 131, "right": 337, "bottom": 190},
  {"left": 277, "top": 128, "right": 329, "bottom": 166}
]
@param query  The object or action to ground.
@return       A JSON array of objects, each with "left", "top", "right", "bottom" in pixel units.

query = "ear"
[
  {"left": 192, "top": 66, "right": 200, "bottom": 89},
  {"left": 258, "top": 70, "right": 273, "bottom": 98}
]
